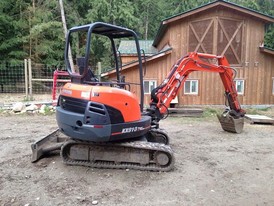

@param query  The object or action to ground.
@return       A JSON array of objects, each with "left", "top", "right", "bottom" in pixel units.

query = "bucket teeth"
[{"left": 217, "top": 113, "right": 244, "bottom": 133}]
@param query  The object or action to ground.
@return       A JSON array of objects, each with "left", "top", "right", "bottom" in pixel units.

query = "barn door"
[
  {"left": 188, "top": 17, "right": 244, "bottom": 65},
  {"left": 188, "top": 18, "right": 214, "bottom": 54},
  {"left": 217, "top": 18, "right": 244, "bottom": 65}
]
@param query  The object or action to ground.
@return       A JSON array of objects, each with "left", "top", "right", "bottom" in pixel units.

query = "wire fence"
[
  {"left": 0, "top": 60, "right": 69, "bottom": 103},
  {"left": 0, "top": 62, "right": 26, "bottom": 93},
  {"left": 0, "top": 60, "right": 103, "bottom": 104}
]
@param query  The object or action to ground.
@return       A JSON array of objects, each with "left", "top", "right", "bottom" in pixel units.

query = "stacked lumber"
[
  {"left": 168, "top": 108, "right": 203, "bottom": 117},
  {"left": 245, "top": 114, "right": 274, "bottom": 125}
]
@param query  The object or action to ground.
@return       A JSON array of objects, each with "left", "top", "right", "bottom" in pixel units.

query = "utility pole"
[{"left": 59, "top": 0, "right": 74, "bottom": 72}]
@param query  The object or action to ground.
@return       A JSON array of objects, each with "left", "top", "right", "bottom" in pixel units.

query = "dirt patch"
[
  {"left": 0, "top": 94, "right": 53, "bottom": 104},
  {"left": 0, "top": 112, "right": 274, "bottom": 206}
]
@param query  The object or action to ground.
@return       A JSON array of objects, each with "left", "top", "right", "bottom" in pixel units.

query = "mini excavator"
[{"left": 31, "top": 22, "right": 245, "bottom": 172}]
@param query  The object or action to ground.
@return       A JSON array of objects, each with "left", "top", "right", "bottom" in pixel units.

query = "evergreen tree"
[
  {"left": 0, "top": 0, "right": 273, "bottom": 65},
  {"left": 27, "top": 1, "right": 64, "bottom": 65},
  {"left": 0, "top": 0, "right": 29, "bottom": 63}
]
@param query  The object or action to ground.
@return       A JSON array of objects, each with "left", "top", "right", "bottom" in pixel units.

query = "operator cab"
[{"left": 56, "top": 22, "right": 151, "bottom": 142}]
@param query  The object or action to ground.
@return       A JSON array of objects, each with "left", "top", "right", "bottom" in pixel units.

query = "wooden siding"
[
  {"left": 157, "top": 29, "right": 170, "bottom": 51},
  {"left": 120, "top": 55, "right": 138, "bottom": 64}
]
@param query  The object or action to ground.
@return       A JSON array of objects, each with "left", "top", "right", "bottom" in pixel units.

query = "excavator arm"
[{"left": 148, "top": 52, "right": 245, "bottom": 133}]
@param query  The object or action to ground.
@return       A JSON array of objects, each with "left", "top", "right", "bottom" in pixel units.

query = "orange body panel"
[{"left": 61, "top": 83, "right": 141, "bottom": 123}]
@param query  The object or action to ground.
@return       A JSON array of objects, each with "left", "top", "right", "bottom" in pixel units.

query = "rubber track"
[{"left": 61, "top": 140, "right": 175, "bottom": 172}]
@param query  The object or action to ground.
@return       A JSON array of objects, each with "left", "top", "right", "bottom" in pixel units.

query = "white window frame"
[
  {"left": 144, "top": 80, "right": 157, "bottom": 94},
  {"left": 234, "top": 79, "right": 244, "bottom": 95},
  {"left": 184, "top": 80, "right": 198, "bottom": 95}
]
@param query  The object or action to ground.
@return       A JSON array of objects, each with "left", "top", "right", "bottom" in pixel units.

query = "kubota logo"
[{"left": 122, "top": 127, "right": 144, "bottom": 133}]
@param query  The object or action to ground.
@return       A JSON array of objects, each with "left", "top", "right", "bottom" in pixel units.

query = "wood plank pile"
[
  {"left": 245, "top": 114, "right": 274, "bottom": 125},
  {"left": 168, "top": 108, "right": 203, "bottom": 117}
]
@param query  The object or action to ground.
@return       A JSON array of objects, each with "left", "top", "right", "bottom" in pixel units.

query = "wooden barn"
[{"left": 102, "top": 0, "right": 274, "bottom": 107}]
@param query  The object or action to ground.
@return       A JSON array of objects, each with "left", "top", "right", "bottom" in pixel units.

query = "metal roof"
[
  {"left": 118, "top": 40, "right": 158, "bottom": 55},
  {"left": 102, "top": 46, "right": 172, "bottom": 77}
]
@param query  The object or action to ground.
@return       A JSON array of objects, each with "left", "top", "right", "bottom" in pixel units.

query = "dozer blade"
[
  {"left": 217, "top": 113, "right": 244, "bottom": 133},
  {"left": 31, "top": 129, "right": 69, "bottom": 162}
]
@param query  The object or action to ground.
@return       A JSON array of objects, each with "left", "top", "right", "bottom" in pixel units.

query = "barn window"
[
  {"left": 234, "top": 79, "right": 244, "bottom": 95},
  {"left": 184, "top": 80, "right": 198, "bottom": 95},
  {"left": 144, "top": 80, "right": 157, "bottom": 94}
]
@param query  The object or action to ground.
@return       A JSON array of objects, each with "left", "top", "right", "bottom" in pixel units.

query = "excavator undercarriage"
[
  {"left": 31, "top": 128, "right": 175, "bottom": 172},
  {"left": 61, "top": 139, "right": 174, "bottom": 171}
]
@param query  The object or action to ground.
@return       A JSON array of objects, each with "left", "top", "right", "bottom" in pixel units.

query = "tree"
[
  {"left": 0, "top": 0, "right": 29, "bottom": 63},
  {"left": 82, "top": 0, "right": 140, "bottom": 68},
  {"left": 0, "top": 0, "right": 273, "bottom": 65},
  {"left": 59, "top": 0, "right": 74, "bottom": 71},
  {"left": 27, "top": 1, "right": 64, "bottom": 65},
  {"left": 135, "top": 0, "right": 165, "bottom": 40}
]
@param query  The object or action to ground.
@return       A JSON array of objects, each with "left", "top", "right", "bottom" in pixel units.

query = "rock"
[
  {"left": 92, "top": 200, "right": 98, "bottom": 205},
  {"left": 26, "top": 104, "right": 38, "bottom": 111},
  {"left": 12, "top": 102, "right": 25, "bottom": 112},
  {"left": 39, "top": 104, "right": 47, "bottom": 114},
  {"left": 20, "top": 108, "right": 27, "bottom": 114}
]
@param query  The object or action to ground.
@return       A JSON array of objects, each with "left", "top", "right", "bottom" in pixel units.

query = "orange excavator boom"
[{"left": 148, "top": 52, "right": 245, "bottom": 133}]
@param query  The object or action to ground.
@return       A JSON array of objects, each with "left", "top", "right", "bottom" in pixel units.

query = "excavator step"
[{"left": 217, "top": 113, "right": 244, "bottom": 133}]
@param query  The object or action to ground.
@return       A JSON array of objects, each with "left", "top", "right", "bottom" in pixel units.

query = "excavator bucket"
[
  {"left": 31, "top": 129, "right": 69, "bottom": 162},
  {"left": 217, "top": 113, "right": 244, "bottom": 133}
]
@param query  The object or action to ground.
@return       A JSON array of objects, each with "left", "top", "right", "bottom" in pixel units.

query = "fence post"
[
  {"left": 52, "top": 70, "right": 58, "bottom": 101},
  {"left": 28, "top": 59, "right": 33, "bottom": 100},
  {"left": 24, "top": 59, "right": 29, "bottom": 98},
  {"left": 97, "top": 62, "right": 101, "bottom": 82}
]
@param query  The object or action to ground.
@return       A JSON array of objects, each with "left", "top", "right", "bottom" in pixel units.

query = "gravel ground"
[{"left": 0, "top": 110, "right": 273, "bottom": 206}]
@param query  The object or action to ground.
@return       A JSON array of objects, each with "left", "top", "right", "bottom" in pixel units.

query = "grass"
[
  {"left": 202, "top": 107, "right": 223, "bottom": 118},
  {"left": 23, "top": 96, "right": 35, "bottom": 102},
  {"left": 166, "top": 107, "right": 223, "bottom": 124},
  {"left": 42, "top": 105, "right": 55, "bottom": 115},
  {"left": 244, "top": 107, "right": 273, "bottom": 116},
  {"left": 245, "top": 107, "right": 269, "bottom": 114}
]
